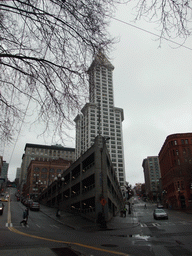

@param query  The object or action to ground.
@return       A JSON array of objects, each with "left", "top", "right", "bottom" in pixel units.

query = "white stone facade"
[{"left": 74, "top": 53, "right": 125, "bottom": 186}]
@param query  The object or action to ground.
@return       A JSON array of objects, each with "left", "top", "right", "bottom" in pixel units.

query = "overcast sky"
[{"left": 3, "top": 2, "right": 192, "bottom": 186}]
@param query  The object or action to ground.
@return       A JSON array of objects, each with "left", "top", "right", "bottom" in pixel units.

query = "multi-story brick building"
[
  {"left": 25, "top": 158, "right": 72, "bottom": 199},
  {"left": 20, "top": 144, "right": 75, "bottom": 185},
  {"left": 159, "top": 133, "right": 192, "bottom": 209}
]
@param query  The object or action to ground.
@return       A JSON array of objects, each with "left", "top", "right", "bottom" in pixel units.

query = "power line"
[
  {"left": 7, "top": 4, "right": 63, "bottom": 179},
  {"left": 111, "top": 17, "right": 192, "bottom": 51}
]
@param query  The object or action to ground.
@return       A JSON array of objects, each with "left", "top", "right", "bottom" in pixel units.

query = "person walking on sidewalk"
[
  {"left": 20, "top": 209, "right": 28, "bottom": 226},
  {"left": 25, "top": 207, "right": 29, "bottom": 222},
  {"left": 123, "top": 207, "right": 127, "bottom": 217}
]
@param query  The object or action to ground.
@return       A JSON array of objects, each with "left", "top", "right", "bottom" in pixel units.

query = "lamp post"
[
  {"left": 178, "top": 187, "right": 181, "bottom": 209},
  {"left": 162, "top": 190, "right": 167, "bottom": 208},
  {"left": 34, "top": 174, "right": 43, "bottom": 201},
  {"left": 54, "top": 174, "right": 64, "bottom": 217},
  {"left": 36, "top": 180, "right": 43, "bottom": 201}
]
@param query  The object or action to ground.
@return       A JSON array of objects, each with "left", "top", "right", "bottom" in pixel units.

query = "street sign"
[{"left": 100, "top": 198, "right": 107, "bottom": 206}]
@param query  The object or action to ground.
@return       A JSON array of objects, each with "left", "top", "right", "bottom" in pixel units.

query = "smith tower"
[{"left": 74, "top": 53, "right": 125, "bottom": 186}]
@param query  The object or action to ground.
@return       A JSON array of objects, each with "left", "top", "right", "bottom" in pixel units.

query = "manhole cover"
[
  {"left": 51, "top": 247, "right": 80, "bottom": 256},
  {"left": 101, "top": 244, "right": 118, "bottom": 248}
]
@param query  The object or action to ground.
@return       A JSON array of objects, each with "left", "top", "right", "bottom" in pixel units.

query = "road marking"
[
  {"left": 50, "top": 224, "right": 59, "bottom": 228},
  {"left": 140, "top": 223, "right": 147, "bottom": 227},
  {"left": 36, "top": 224, "right": 41, "bottom": 228},
  {"left": 7, "top": 195, "right": 129, "bottom": 256},
  {"left": 152, "top": 223, "right": 160, "bottom": 226},
  {"left": 5, "top": 223, "right": 13, "bottom": 227},
  {"left": 180, "top": 221, "right": 188, "bottom": 225},
  {"left": 8, "top": 226, "right": 130, "bottom": 256},
  {"left": 7, "top": 196, "right": 11, "bottom": 226}
]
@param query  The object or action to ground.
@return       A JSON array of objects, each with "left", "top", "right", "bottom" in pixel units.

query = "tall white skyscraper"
[{"left": 74, "top": 52, "right": 125, "bottom": 186}]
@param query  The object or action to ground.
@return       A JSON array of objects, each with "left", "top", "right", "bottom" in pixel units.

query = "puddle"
[
  {"left": 132, "top": 234, "right": 152, "bottom": 241},
  {"left": 110, "top": 234, "right": 152, "bottom": 241}
]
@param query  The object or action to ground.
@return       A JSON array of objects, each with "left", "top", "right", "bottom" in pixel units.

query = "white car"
[{"left": 153, "top": 209, "right": 168, "bottom": 220}]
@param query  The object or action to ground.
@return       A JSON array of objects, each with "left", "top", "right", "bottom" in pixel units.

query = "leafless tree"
[
  {"left": 131, "top": 0, "right": 192, "bottom": 39},
  {"left": 0, "top": 0, "right": 120, "bottom": 144}
]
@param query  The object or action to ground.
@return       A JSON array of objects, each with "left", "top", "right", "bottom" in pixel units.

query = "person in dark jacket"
[{"left": 20, "top": 209, "right": 28, "bottom": 226}]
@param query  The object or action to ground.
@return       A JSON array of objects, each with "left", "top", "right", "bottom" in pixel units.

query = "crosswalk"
[
  {"left": 6, "top": 223, "right": 61, "bottom": 229},
  {"left": 139, "top": 221, "right": 192, "bottom": 228}
]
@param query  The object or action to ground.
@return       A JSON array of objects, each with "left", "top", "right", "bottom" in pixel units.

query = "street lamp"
[
  {"left": 54, "top": 174, "right": 65, "bottom": 217},
  {"left": 54, "top": 173, "right": 65, "bottom": 187},
  {"left": 178, "top": 187, "right": 181, "bottom": 209}
]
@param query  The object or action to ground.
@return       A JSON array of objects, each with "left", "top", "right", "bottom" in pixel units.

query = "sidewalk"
[{"left": 40, "top": 204, "right": 139, "bottom": 232}]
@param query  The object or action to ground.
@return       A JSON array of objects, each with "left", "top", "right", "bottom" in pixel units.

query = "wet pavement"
[
  {"left": 1, "top": 205, "right": 139, "bottom": 256},
  {"left": 39, "top": 204, "right": 139, "bottom": 232}
]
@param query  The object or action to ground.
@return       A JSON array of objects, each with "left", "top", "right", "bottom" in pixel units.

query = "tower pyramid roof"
[{"left": 88, "top": 51, "right": 114, "bottom": 71}]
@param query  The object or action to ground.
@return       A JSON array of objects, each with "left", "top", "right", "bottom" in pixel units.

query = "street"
[{"left": 0, "top": 188, "right": 192, "bottom": 256}]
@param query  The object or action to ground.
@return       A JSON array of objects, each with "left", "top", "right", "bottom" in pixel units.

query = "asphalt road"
[{"left": 0, "top": 188, "right": 192, "bottom": 256}]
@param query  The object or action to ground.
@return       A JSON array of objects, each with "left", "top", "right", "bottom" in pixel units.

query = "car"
[
  {"left": 0, "top": 202, "right": 4, "bottom": 215},
  {"left": 157, "top": 203, "right": 164, "bottom": 208},
  {"left": 153, "top": 208, "right": 168, "bottom": 220},
  {"left": 1, "top": 197, "right": 8, "bottom": 202},
  {"left": 30, "top": 202, "right": 40, "bottom": 211}
]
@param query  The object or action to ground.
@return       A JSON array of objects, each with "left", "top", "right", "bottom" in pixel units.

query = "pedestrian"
[
  {"left": 144, "top": 204, "right": 147, "bottom": 209},
  {"left": 56, "top": 209, "right": 60, "bottom": 217},
  {"left": 123, "top": 207, "right": 127, "bottom": 217},
  {"left": 25, "top": 207, "right": 29, "bottom": 222},
  {"left": 20, "top": 209, "right": 28, "bottom": 226}
]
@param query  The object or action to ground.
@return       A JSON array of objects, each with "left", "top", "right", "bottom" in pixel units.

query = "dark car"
[
  {"left": 30, "top": 202, "right": 40, "bottom": 211},
  {"left": 153, "top": 208, "right": 168, "bottom": 220},
  {"left": 0, "top": 202, "right": 4, "bottom": 215}
]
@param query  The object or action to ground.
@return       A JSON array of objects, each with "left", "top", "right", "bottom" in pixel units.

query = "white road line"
[
  {"left": 140, "top": 223, "right": 147, "bottom": 227},
  {"left": 152, "top": 223, "right": 160, "bottom": 226},
  {"left": 36, "top": 224, "right": 41, "bottom": 228},
  {"left": 5, "top": 223, "right": 13, "bottom": 227},
  {"left": 50, "top": 224, "right": 59, "bottom": 229}
]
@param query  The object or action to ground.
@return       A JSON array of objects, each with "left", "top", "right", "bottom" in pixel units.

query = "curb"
[
  {"left": 40, "top": 208, "right": 140, "bottom": 232},
  {"left": 40, "top": 209, "right": 76, "bottom": 230}
]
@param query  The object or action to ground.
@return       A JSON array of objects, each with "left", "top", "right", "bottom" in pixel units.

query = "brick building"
[
  {"left": 25, "top": 158, "right": 72, "bottom": 199},
  {"left": 159, "top": 133, "right": 192, "bottom": 209},
  {"left": 20, "top": 144, "right": 75, "bottom": 185}
]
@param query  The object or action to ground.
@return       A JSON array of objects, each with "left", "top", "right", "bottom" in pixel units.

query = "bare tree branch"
[
  {"left": 0, "top": 0, "right": 121, "bottom": 144},
  {"left": 131, "top": 0, "right": 192, "bottom": 39}
]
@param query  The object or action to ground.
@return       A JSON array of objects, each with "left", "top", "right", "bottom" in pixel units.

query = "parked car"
[
  {"left": 0, "top": 202, "right": 4, "bottom": 215},
  {"left": 30, "top": 202, "right": 40, "bottom": 211},
  {"left": 153, "top": 208, "right": 168, "bottom": 220}
]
